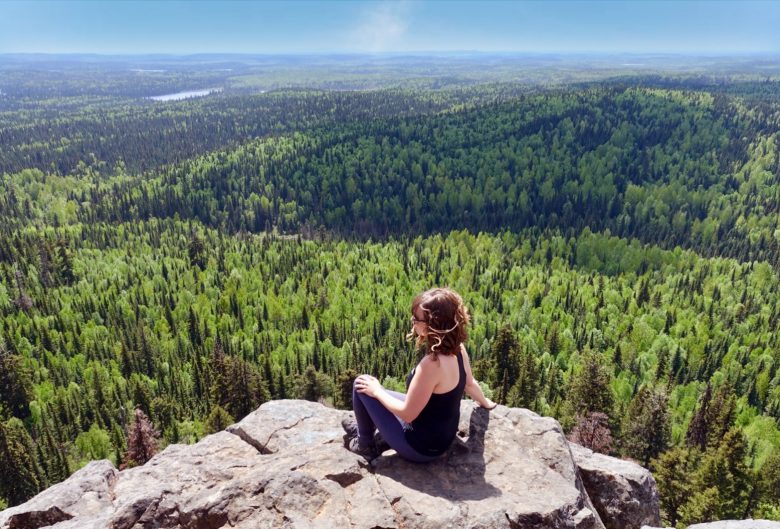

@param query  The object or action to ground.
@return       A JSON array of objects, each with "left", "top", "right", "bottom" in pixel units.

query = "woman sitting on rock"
[{"left": 343, "top": 287, "right": 497, "bottom": 462}]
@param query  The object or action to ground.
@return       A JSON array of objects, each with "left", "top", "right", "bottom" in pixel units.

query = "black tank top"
[{"left": 403, "top": 349, "right": 466, "bottom": 457}]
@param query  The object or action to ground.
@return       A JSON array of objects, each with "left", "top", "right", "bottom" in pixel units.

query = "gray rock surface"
[
  {"left": 570, "top": 443, "right": 661, "bottom": 529},
  {"left": 0, "top": 460, "right": 116, "bottom": 529},
  {"left": 686, "top": 521, "right": 780, "bottom": 529},
  {"left": 0, "top": 399, "right": 665, "bottom": 529}
]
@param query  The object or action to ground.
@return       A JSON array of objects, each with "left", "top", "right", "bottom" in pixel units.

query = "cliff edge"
[{"left": 1, "top": 400, "right": 661, "bottom": 529}]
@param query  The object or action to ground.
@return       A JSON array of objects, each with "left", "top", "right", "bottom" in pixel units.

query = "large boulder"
[
  {"left": 570, "top": 443, "right": 661, "bottom": 529},
  {"left": 0, "top": 460, "right": 116, "bottom": 529},
  {"left": 1, "top": 400, "right": 662, "bottom": 529}
]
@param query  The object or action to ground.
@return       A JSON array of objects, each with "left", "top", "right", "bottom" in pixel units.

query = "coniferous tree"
[
  {"left": 0, "top": 342, "right": 33, "bottom": 419},
  {"left": 150, "top": 396, "right": 178, "bottom": 439},
  {"left": 756, "top": 447, "right": 780, "bottom": 515},
  {"left": 569, "top": 352, "right": 614, "bottom": 416},
  {"left": 489, "top": 325, "right": 520, "bottom": 404},
  {"left": 680, "top": 428, "right": 753, "bottom": 525},
  {"left": 119, "top": 343, "right": 137, "bottom": 379},
  {"left": 679, "top": 486, "right": 720, "bottom": 526},
  {"left": 122, "top": 408, "right": 159, "bottom": 469},
  {"left": 621, "top": 385, "right": 671, "bottom": 467},
  {"left": 188, "top": 230, "right": 206, "bottom": 270},
  {"left": 336, "top": 369, "right": 358, "bottom": 410},
  {"left": 546, "top": 323, "right": 561, "bottom": 357},
  {"left": 686, "top": 383, "right": 712, "bottom": 450},
  {"left": 38, "top": 240, "right": 53, "bottom": 289},
  {"left": 39, "top": 417, "right": 70, "bottom": 484},
  {"left": 0, "top": 418, "right": 43, "bottom": 506},
  {"left": 226, "top": 356, "right": 269, "bottom": 419},
  {"left": 130, "top": 376, "right": 153, "bottom": 416},
  {"left": 209, "top": 337, "right": 229, "bottom": 409},
  {"left": 568, "top": 412, "right": 613, "bottom": 454},
  {"left": 205, "top": 405, "right": 234, "bottom": 434},
  {"left": 506, "top": 346, "right": 540, "bottom": 410},
  {"left": 262, "top": 354, "right": 276, "bottom": 398},
  {"left": 56, "top": 238, "right": 75, "bottom": 285},
  {"left": 137, "top": 324, "right": 155, "bottom": 378},
  {"left": 652, "top": 446, "right": 700, "bottom": 527},
  {"left": 295, "top": 365, "right": 332, "bottom": 403},
  {"left": 705, "top": 383, "right": 737, "bottom": 448},
  {"left": 612, "top": 344, "right": 623, "bottom": 371},
  {"left": 12, "top": 264, "right": 33, "bottom": 312},
  {"left": 188, "top": 307, "right": 202, "bottom": 347}
]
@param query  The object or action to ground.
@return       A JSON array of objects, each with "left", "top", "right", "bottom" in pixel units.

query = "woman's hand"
[
  {"left": 354, "top": 375, "right": 383, "bottom": 398},
  {"left": 482, "top": 398, "right": 498, "bottom": 410}
]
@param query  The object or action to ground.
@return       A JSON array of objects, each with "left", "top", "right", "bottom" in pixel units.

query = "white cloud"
[{"left": 351, "top": 1, "right": 412, "bottom": 52}]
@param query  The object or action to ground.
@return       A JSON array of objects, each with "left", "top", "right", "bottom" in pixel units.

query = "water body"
[{"left": 149, "top": 88, "right": 222, "bottom": 102}]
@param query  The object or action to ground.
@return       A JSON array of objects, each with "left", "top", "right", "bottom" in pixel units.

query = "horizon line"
[{"left": 2, "top": 51, "right": 778, "bottom": 58}]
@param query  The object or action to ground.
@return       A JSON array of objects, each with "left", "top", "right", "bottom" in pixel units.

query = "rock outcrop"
[
  {"left": 1, "top": 400, "right": 662, "bottom": 529},
  {"left": 0, "top": 460, "right": 117, "bottom": 529},
  {"left": 570, "top": 443, "right": 660, "bottom": 529}
]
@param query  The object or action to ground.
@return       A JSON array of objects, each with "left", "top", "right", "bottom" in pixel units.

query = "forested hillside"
[{"left": 1, "top": 57, "right": 779, "bottom": 525}]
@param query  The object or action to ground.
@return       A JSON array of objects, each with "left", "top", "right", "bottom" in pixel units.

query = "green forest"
[{"left": 1, "top": 56, "right": 780, "bottom": 526}]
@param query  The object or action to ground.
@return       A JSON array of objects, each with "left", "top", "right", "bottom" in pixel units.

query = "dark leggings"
[{"left": 352, "top": 378, "right": 438, "bottom": 463}]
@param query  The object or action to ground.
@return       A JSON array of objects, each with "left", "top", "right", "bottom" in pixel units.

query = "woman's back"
[
  {"left": 404, "top": 349, "right": 466, "bottom": 456},
  {"left": 430, "top": 352, "right": 462, "bottom": 394}
]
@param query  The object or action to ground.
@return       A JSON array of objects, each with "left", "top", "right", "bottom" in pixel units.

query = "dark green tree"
[
  {"left": 188, "top": 229, "right": 206, "bottom": 270},
  {"left": 755, "top": 447, "right": 780, "bottom": 514},
  {"left": 205, "top": 405, "right": 234, "bottom": 434},
  {"left": 489, "top": 325, "right": 520, "bottom": 404},
  {"left": 336, "top": 369, "right": 358, "bottom": 410},
  {"left": 621, "top": 385, "right": 671, "bottom": 467},
  {"left": 224, "top": 356, "right": 270, "bottom": 420},
  {"left": 0, "top": 418, "right": 44, "bottom": 506},
  {"left": 295, "top": 365, "right": 332, "bottom": 403},
  {"left": 0, "top": 343, "right": 33, "bottom": 419},
  {"left": 506, "top": 346, "right": 540, "bottom": 410},
  {"left": 208, "top": 338, "right": 229, "bottom": 410},
  {"left": 652, "top": 446, "right": 699, "bottom": 527},
  {"left": 680, "top": 429, "right": 753, "bottom": 525},
  {"left": 56, "top": 238, "right": 75, "bottom": 284},
  {"left": 686, "top": 383, "right": 712, "bottom": 450},
  {"left": 705, "top": 383, "right": 737, "bottom": 448},
  {"left": 568, "top": 352, "right": 614, "bottom": 416}
]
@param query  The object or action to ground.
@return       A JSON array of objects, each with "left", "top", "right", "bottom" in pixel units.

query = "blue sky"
[{"left": 0, "top": 0, "right": 778, "bottom": 55}]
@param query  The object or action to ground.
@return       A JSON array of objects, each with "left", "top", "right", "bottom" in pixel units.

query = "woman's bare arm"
[
  {"left": 460, "top": 344, "right": 497, "bottom": 409},
  {"left": 355, "top": 359, "right": 438, "bottom": 423}
]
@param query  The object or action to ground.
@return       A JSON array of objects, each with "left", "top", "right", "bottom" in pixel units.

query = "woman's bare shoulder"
[{"left": 419, "top": 353, "right": 439, "bottom": 369}]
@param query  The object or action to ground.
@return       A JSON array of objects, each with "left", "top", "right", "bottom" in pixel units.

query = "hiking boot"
[
  {"left": 347, "top": 436, "right": 378, "bottom": 461},
  {"left": 341, "top": 417, "right": 358, "bottom": 438},
  {"left": 342, "top": 416, "right": 388, "bottom": 455}
]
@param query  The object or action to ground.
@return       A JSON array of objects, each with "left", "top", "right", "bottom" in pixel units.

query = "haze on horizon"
[{"left": 1, "top": 0, "right": 779, "bottom": 56}]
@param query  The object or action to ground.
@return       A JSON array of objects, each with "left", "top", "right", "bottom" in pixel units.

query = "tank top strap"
[{"left": 457, "top": 347, "right": 466, "bottom": 383}]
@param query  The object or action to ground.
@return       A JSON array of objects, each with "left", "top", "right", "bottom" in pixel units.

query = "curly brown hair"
[{"left": 407, "top": 287, "right": 470, "bottom": 358}]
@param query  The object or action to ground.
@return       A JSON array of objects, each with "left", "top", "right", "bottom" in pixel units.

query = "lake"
[{"left": 149, "top": 88, "right": 222, "bottom": 102}]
